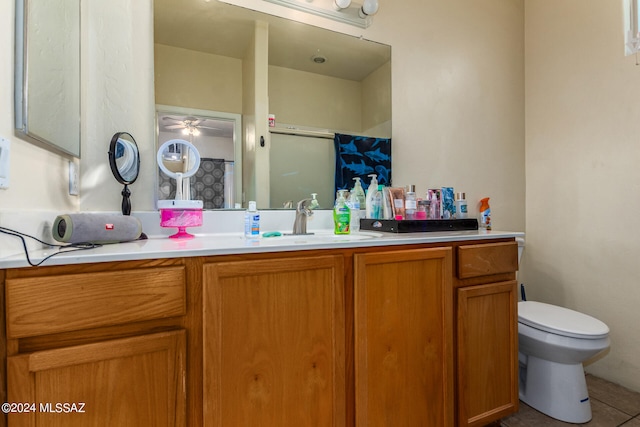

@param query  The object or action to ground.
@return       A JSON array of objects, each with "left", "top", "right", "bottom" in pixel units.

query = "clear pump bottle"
[
  {"left": 348, "top": 191, "right": 361, "bottom": 232},
  {"left": 405, "top": 185, "right": 417, "bottom": 220}
]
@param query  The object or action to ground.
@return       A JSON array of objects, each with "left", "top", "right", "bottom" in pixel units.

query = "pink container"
[{"left": 158, "top": 200, "right": 203, "bottom": 239}]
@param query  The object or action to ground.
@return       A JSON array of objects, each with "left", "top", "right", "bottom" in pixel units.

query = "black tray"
[{"left": 360, "top": 218, "right": 478, "bottom": 233}]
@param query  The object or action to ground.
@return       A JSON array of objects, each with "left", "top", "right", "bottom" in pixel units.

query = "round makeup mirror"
[
  {"left": 108, "top": 132, "right": 140, "bottom": 215},
  {"left": 157, "top": 139, "right": 201, "bottom": 200}
]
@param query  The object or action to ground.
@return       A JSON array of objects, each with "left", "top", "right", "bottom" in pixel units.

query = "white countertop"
[{"left": 0, "top": 228, "right": 524, "bottom": 269}]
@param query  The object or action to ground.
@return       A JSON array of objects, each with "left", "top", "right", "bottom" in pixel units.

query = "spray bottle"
[
  {"left": 479, "top": 197, "right": 491, "bottom": 230},
  {"left": 334, "top": 190, "right": 351, "bottom": 234},
  {"left": 365, "top": 174, "right": 378, "bottom": 219}
]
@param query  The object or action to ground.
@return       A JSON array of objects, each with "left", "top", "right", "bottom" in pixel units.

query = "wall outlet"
[
  {"left": 0, "top": 137, "right": 10, "bottom": 189},
  {"left": 68, "top": 161, "right": 79, "bottom": 196}
]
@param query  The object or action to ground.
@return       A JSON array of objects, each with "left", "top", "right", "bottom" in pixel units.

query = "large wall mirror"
[
  {"left": 154, "top": 0, "right": 391, "bottom": 209},
  {"left": 14, "top": 0, "right": 81, "bottom": 157}
]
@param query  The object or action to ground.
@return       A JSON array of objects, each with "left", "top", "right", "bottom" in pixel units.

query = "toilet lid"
[{"left": 518, "top": 301, "right": 609, "bottom": 339}]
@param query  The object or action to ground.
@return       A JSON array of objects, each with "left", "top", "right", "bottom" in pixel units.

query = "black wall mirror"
[{"left": 108, "top": 132, "right": 140, "bottom": 215}]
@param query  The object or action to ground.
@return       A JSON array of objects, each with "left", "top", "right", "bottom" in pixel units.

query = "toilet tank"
[{"left": 516, "top": 237, "right": 525, "bottom": 267}]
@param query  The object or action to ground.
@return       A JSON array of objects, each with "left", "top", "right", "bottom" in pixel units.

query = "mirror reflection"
[
  {"left": 157, "top": 139, "right": 202, "bottom": 202},
  {"left": 154, "top": 0, "right": 391, "bottom": 209},
  {"left": 157, "top": 106, "right": 242, "bottom": 209}
]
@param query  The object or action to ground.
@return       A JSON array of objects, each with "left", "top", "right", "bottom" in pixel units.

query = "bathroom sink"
[
  {"left": 263, "top": 230, "right": 384, "bottom": 245},
  {"left": 167, "top": 231, "right": 385, "bottom": 248}
]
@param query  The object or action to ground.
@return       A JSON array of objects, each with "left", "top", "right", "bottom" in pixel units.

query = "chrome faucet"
[{"left": 291, "top": 195, "right": 319, "bottom": 235}]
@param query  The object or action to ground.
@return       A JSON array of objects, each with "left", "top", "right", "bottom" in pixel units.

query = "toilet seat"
[{"left": 518, "top": 301, "right": 609, "bottom": 339}]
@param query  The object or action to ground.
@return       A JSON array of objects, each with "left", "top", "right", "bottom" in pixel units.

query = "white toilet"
[{"left": 516, "top": 238, "right": 610, "bottom": 424}]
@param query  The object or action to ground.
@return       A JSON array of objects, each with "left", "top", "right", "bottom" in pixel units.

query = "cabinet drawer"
[
  {"left": 6, "top": 266, "right": 186, "bottom": 339},
  {"left": 457, "top": 241, "right": 518, "bottom": 279}
]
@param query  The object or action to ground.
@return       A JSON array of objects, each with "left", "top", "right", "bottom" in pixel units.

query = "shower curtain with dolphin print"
[{"left": 334, "top": 133, "right": 391, "bottom": 195}]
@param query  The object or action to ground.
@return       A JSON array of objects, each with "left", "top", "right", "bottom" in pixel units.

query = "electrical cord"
[{"left": 0, "top": 226, "right": 102, "bottom": 267}]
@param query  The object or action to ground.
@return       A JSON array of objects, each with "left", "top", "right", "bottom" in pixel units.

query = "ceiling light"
[{"left": 311, "top": 50, "right": 327, "bottom": 64}]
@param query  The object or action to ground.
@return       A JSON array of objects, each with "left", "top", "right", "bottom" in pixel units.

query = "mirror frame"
[
  {"left": 626, "top": 0, "right": 640, "bottom": 55},
  {"left": 108, "top": 132, "right": 140, "bottom": 215},
  {"left": 14, "top": 0, "right": 81, "bottom": 157}
]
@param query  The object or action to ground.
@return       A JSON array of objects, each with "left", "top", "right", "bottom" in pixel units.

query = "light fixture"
[
  {"left": 358, "top": 0, "right": 378, "bottom": 18},
  {"left": 311, "top": 49, "right": 327, "bottom": 64},
  {"left": 333, "top": 0, "right": 351, "bottom": 10},
  {"left": 182, "top": 124, "right": 201, "bottom": 136},
  {"left": 263, "top": 0, "right": 378, "bottom": 28}
]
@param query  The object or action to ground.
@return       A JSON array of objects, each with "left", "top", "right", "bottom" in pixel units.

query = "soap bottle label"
[
  {"left": 245, "top": 213, "right": 260, "bottom": 237},
  {"left": 480, "top": 208, "right": 491, "bottom": 230},
  {"left": 334, "top": 207, "right": 350, "bottom": 234}
]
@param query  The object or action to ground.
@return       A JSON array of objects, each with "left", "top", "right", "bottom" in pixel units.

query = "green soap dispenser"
[{"left": 333, "top": 189, "right": 351, "bottom": 235}]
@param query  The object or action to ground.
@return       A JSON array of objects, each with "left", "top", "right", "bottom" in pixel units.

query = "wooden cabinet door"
[
  {"left": 203, "top": 255, "right": 345, "bottom": 427},
  {"left": 354, "top": 248, "right": 454, "bottom": 427},
  {"left": 456, "top": 280, "right": 518, "bottom": 427},
  {"left": 7, "top": 330, "right": 186, "bottom": 427}
]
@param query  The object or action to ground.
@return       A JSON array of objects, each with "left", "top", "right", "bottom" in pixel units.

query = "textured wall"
[
  {"left": 155, "top": 44, "right": 243, "bottom": 114},
  {"left": 525, "top": 0, "right": 640, "bottom": 392}
]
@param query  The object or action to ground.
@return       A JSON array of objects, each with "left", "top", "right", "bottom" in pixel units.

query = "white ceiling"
[{"left": 154, "top": 0, "right": 390, "bottom": 82}]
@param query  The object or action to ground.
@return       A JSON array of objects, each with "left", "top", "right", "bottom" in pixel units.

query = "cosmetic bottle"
[
  {"left": 334, "top": 190, "right": 351, "bottom": 234},
  {"left": 352, "top": 177, "right": 366, "bottom": 210},
  {"left": 365, "top": 174, "right": 378, "bottom": 219},
  {"left": 371, "top": 185, "right": 384, "bottom": 219},
  {"left": 455, "top": 192, "right": 468, "bottom": 219},
  {"left": 382, "top": 187, "right": 393, "bottom": 219},
  {"left": 416, "top": 199, "right": 429, "bottom": 220},
  {"left": 428, "top": 189, "right": 441, "bottom": 219},
  {"left": 244, "top": 201, "right": 260, "bottom": 238},
  {"left": 405, "top": 185, "right": 417, "bottom": 219},
  {"left": 348, "top": 190, "right": 360, "bottom": 232}
]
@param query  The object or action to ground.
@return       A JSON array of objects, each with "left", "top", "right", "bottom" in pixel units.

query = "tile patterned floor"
[{"left": 502, "top": 374, "right": 640, "bottom": 427}]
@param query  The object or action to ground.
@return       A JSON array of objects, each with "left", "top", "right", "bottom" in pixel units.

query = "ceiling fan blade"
[
  {"left": 191, "top": 119, "right": 202, "bottom": 126},
  {"left": 198, "top": 125, "right": 222, "bottom": 130},
  {"left": 165, "top": 124, "right": 185, "bottom": 129},
  {"left": 162, "top": 116, "right": 186, "bottom": 121}
]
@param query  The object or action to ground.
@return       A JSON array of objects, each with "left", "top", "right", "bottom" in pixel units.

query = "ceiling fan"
[{"left": 162, "top": 116, "right": 220, "bottom": 136}]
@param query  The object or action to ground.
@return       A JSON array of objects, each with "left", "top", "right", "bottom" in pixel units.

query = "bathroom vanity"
[{"left": 0, "top": 231, "right": 520, "bottom": 427}]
